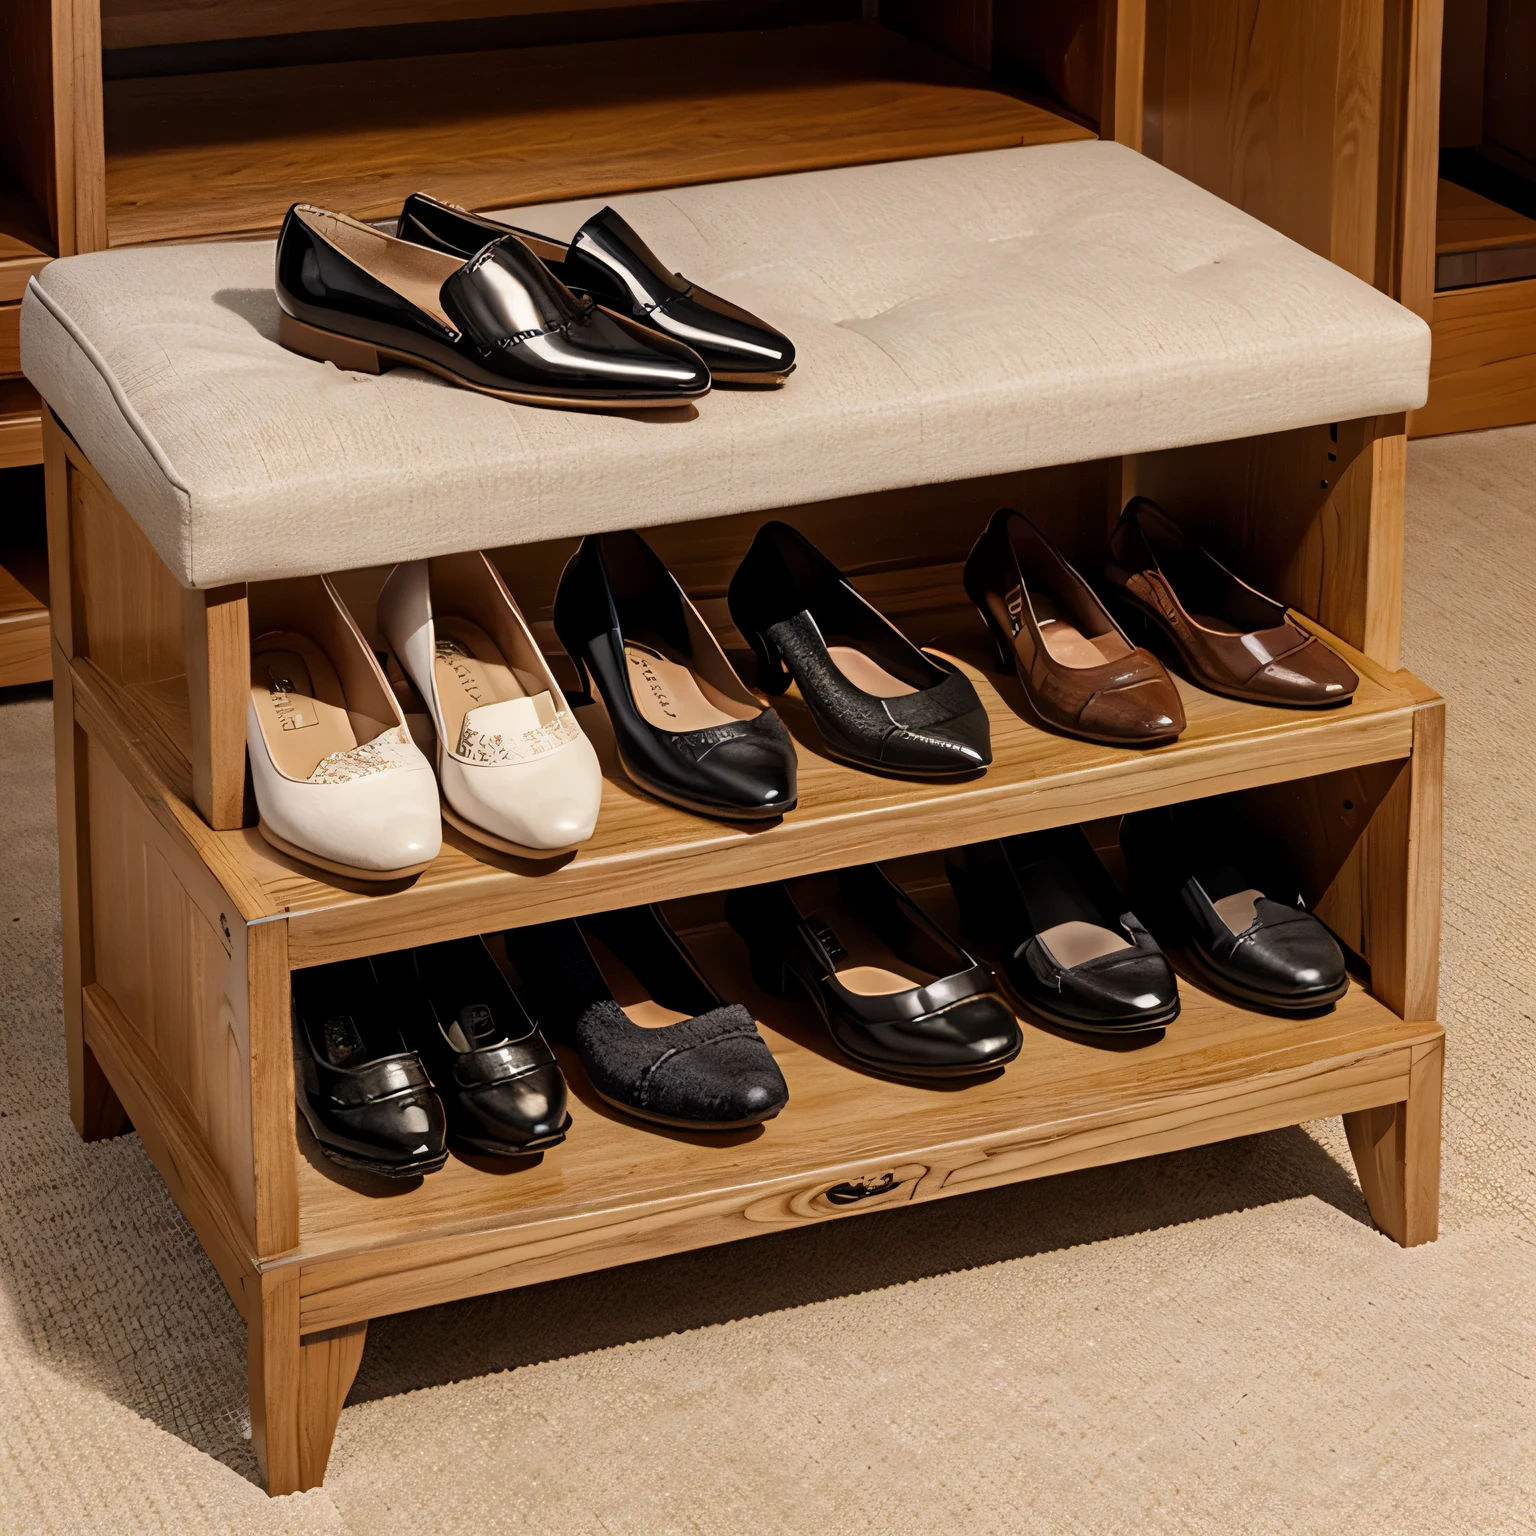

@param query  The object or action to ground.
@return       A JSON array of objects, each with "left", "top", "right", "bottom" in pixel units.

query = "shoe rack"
[{"left": 45, "top": 366, "right": 1443, "bottom": 1495}]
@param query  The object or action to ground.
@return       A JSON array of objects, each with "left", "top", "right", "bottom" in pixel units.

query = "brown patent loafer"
[
  {"left": 964, "top": 509, "right": 1185, "bottom": 746},
  {"left": 1105, "top": 498, "right": 1359, "bottom": 708}
]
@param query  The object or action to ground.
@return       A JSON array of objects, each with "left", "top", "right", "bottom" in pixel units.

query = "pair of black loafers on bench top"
[
  {"left": 274, "top": 192, "right": 794, "bottom": 410},
  {"left": 548, "top": 519, "right": 994, "bottom": 825}
]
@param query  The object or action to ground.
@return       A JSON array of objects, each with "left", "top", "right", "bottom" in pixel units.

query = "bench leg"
[
  {"left": 1344, "top": 1037, "right": 1443, "bottom": 1247},
  {"left": 250, "top": 1271, "right": 366, "bottom": 1494}
]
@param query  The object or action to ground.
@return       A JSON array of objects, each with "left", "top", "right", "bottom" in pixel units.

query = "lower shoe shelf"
[{"left": 275, "top": 898, "right": 1442, "bottom": 1333}]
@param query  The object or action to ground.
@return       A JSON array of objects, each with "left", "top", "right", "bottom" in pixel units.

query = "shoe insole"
[
  {"left": 299, "top": 207, "right": 459, "bottom": 329},
  {"left": 1037, "top": 919, "right": 1131, "bottom": 967},
  {"left": 1214, "top": 888, "right": 1265, "bottom": 936},
  {"left": 251, "top": 633, "right": 358, "bottom": 781},
  {"left": 806, "top": 899, "right": 936, "bottom": 997},
  {"left": 585, "top": 933, "right": 689, "bottom": 1029},
  {"left": 1033, "top": 594, "right": 1132, "bottom": 668},
  {"left": 624, "top": 642, "right": 753, "bottom": 732},
  {"left": 432, "top": 616, "right": 551, "bottom": 749},
  {"left": 442, "top": 1001, "right": 511, "bottom": 1054},
  {"left": 825, "top": 645, "right": 917, "bottom": 699}
]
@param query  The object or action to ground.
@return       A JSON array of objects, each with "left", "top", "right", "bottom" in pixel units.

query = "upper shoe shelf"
[{"left": 23, "top": 142, "right": 1429, "bottom": 591}]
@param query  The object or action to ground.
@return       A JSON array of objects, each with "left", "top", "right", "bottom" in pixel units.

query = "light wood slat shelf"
[
  {"left": 281, "top": 895, "right": 1436, "bottom": 1308},
  {"left": 0, "top": 381, "right": 44, "bottom": 471},
  {"left": 101, "top": 19, "right": 1093, "bottom": 247},
  {"left": 74, "top": 595, "right": 1425, "bottom": 968}
]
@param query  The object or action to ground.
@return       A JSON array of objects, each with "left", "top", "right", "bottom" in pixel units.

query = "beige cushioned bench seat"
[{"left": 22, "top": 141, "right": 1430, "bottom": 590}]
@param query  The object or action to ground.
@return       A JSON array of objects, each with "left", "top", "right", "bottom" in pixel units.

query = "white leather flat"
[
  {"left": 377, "top": 552, "right": 602, "bottom": 857},
  {"left": 247, "top": 574, "right": 442, "bottom": 880}
]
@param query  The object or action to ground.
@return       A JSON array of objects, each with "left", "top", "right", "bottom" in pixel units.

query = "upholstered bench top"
[{"left": 22, "top": 142, "right": 1430, "bottom": 590}]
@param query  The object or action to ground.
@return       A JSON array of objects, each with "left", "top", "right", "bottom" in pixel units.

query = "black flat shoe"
[
  {"left": 946, "top": 827, "right": 1179, "bottom": 1033},
  {"left": 1120, "top": 803, "right": 1350, "bottom": 1013},
  {"left": 727, "top": 520, "right": 991, "bottom": 778},
  {"left": 275, "top": 203, "right": 710, "bottom": 410},
  {"left": 503, "top": 907, "right": 789, "bottom": 1129},
  {"left": 292, "top": 958, "right": 448, "bottom": 1178},
  {"left": 379, "top": 936, "right": 571, "bottom": 1157},
  {"left": 726, "top": 866, "right": 1022, "bottom": 1079},
  {"left": 397, "top": 193, "right": 795, "bottom": 385},
  {"left": 554, "top": 529, "right": 797, "bottom": 821}
]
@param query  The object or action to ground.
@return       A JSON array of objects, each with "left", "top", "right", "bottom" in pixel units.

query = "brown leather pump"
[
  {"left": 964, "top": 509, "right": 1186, "bottom": 747},
  {"left": 1105, "top": 498, "right": 1359, "bottom": 708}
]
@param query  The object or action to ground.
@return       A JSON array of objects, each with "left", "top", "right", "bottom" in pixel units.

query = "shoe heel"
[
  {"left": 279, "top": 311, "right": 390, "bottom": 375},
  {"left": 982, "top": 614, "right": 1013, "bottom": 674},
  {"left": 559, "top": 647, "right": 595, "bottom": 708},
  {"left": 746, "top": 627, "right": 792, "bottom": 696}
]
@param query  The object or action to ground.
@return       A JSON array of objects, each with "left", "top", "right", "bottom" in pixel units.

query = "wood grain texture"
[
  {"left": 52, "top": 639, "right": 131, "bottom": 1141},
  {"left": 1393, "top": 0, "right": 1443, "bottom": 321},
  {"left": 1411, "top": 276, "right": 1536, "bottom": 437},
  {"left": 101, "top": 0, "right": 708, "bottom": 49},
  {"left": 1436, "top": 178, "right": 1536, "bottom": 254},
  {"left": 287, "top": 916, "right": 1439, "bottom": 1325},
  {"left": 101, "top": 21, "right": 1091, "bottom": 246},
  {"left": 0, "top": 0, "right": 59, "bottom": 253},
  {"left": 0, "top": 609, "right": 50, "bottom": 684},
  {"left": 69, "top": 448, "right": 184, "bottom": 685},
  {"left": 1098, "top": 0, "right": 1146, "bottom": 149},
  {"left": 0, "top": 303, "right": 19, "bottom": 375},
  {"left": 249, "top": 1268, "right": 304, "bottom": 1496},
  {"left": 54, "top": 0, "right": 108, "bottom": 254},
  {"left": 84, "top": 737, "right": 263, "bottom": 1244},
  {"left": 249, "top": 919, "right": 300, "bottom": 1259},
  {"left": 182, "top": 583, "right": 250, "bottom": 830},
  {"left": 83, "top": 982, "right": 258, "bottom": 1312},
  {"left": 0, "top": 379, "right": 44, "bottom": 468},
  {"left": 1344, "top": 1034, "right": 1442, "bottom": 1244},
  {"left": 296, "top": 1322, "right": 366, "bottom": 1490}
]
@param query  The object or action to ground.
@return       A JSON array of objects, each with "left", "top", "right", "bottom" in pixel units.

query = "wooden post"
[
  {"left": 182, "top": 583, "right": 251, "bottom": 830},
  {"left": 1098, "top": 0, "right": 1146, "bottom": 150}
]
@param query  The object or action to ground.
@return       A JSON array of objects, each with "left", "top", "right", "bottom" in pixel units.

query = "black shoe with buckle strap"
[
  {"left": 275, "top": 203, "right": 710, "bottom": 409},
  {"left": 726, "top": 864, "right": 1022, "bottom": 1078},
  {"left": 396, "top": 192, "right": 795, "bottom": 385}
]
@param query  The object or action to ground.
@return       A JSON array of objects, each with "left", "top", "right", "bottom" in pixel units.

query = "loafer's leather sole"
[
  {"left": 711, "top": 366, "right": 795, "bottom": 386},
  {"left": 451, "top": 1121, "right": 571, "bottom": 1158},
  {"left": 258, "top": 820, "right": 433, "bottom": 883},
  {"left": 279, "top": 312, "right": 708, "bottom": 412},
  {"left": 439, "top": 801, "right": 580, "bottom": 861}
]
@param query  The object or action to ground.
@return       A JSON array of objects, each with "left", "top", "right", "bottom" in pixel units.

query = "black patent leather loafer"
[
  {"left": 503, "top": 907, "right": 789, "bottom": 1129},
  {"left": 275, "top": 204, "right": 710, "bottom": 409},
  {"left": 292, "top": 958, "right": 448, "bottom": 1177},
  {"left": 946, "top": 827, "right": 1179, "bottom": 1033},
  {"left": 1120, "top": 804, "right": 1349, "bottom": 1012},
  {"left": 554, "top": 529, "right": 797, "bottom": 821},
  {"left": 398, "top": 192, "right": 795, "bottom": 384},
  {"left": 726, "top": 866, "right": 1021, "bottom": 1078},
  {"left": 728, "top": 520, "right": 991, "bottom": 778},
  {"left": 380, "top": 935, "right": 571, "bottom": 1157}
]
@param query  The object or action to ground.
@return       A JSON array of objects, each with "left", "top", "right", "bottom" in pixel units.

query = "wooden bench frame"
[{"left": 42, "top": 402, "right": 1441, "bottom": 1495}]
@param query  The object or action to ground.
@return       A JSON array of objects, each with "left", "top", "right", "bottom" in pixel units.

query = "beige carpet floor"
[{"left": 0, "top": 426, "right": 1532, "bottom": 1535}]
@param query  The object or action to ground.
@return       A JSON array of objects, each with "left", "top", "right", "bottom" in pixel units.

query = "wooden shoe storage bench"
[{"left": 28, "top": 5, "right": 1441, "bottom": 1501}]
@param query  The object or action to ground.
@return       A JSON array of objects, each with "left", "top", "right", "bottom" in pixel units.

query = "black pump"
[
  {"left": 728, "top": 521, "right": 992, "bottom": 778},
  {"left": 553, "top": 529, "right": 797, "bottom": 821}
]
